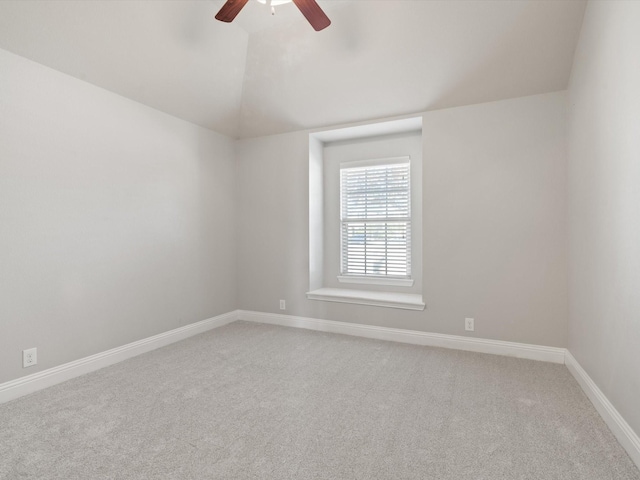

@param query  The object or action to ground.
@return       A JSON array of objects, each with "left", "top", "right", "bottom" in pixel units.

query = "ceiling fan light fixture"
[{"left": 256, "top": 0, "right": 293, "bottom": 5}]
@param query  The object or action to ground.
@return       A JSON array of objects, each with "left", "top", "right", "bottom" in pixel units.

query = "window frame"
[{"left": 338, "top": 156, "right": 414, "bottom": 287}]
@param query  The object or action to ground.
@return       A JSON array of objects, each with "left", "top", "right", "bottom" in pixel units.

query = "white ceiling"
[{"left": 0, "top": 0, "right": 586, "bottom": 138}]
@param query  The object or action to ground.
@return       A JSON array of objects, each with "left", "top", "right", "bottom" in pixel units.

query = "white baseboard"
[
  {"left": 237, "top": 310, "right": 566, "bottom": 364},
  {"left": 565, "top": 351, "right": 640, "bottom": 469},
  {"left": 0, "top": 310, "right": 239, "bottom": 405}
]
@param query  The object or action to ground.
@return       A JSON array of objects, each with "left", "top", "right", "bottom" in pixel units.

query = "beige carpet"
[{"left": 0, "top": 321, "right": 638, "bottom": 479}]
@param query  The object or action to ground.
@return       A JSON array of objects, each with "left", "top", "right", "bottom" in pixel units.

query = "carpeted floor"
[{"left": 0, "top": 321, "right": 638, "bottom": 479}]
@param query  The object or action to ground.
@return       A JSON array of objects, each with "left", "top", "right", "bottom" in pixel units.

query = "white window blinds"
[{"left": 340, "top": 157, "right": 411, "bottom": 279}]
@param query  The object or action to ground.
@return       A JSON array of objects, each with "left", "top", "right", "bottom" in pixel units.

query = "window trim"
[
  {"left": 339, "top": 156, "right": 411, "bottom": 169},
  {"left": 337, "top": 275, "right": 414, "bottom": 287}
]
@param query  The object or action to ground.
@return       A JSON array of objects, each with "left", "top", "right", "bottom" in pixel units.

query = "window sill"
[
  {"left": 306, "top": 288, "right": 425, "bottom": 311},
  {"left": 337, "top": 275, "right": 414, "bottom": 287}
]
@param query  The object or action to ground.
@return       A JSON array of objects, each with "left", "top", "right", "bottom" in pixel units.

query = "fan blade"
[
  {"left": 292, "top": 0, "right": 331, "bottom": 31},
  {"left": 215, "top": 0, "right": 250, "bottom": 23}
]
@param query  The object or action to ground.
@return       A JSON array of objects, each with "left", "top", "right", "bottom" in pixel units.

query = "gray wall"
[
  {"left": 567, "top": 1, "right": 640, "bottom": 435},
  {"left": 237, "top": 91, "right": 568, "bottom": 347},
  {"left": 0, "top": 49, "right": 237, "bottom": 384}
]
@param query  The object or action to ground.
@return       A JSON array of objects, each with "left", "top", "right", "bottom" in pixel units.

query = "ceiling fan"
[{"left": 215, "top": 0, "right": 331, "bottom": 31}]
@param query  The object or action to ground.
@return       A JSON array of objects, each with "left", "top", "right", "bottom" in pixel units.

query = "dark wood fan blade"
[
  {"left": 215, "top": 0, "right": 250, "bottom": 23},
  {"left": 292, "top": 0, "right": 331, "bottom": 31}
]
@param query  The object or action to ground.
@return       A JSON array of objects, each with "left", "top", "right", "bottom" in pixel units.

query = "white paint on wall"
[
  {"left": 0, "top": 48, "right": 237, "bottom": 384},
  {"left": 567, "top": 0, "right": 640, "bottom": 437},
  {"left": 236, "top": 91, "right": 569, "bottom": 347}
]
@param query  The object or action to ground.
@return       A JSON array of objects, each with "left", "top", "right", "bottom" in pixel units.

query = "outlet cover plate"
[
  {"left": 23, "top": 348, "right": 37, "bottom": 368},
  {"left": 465, "top": 318, "right": 475, "bottom": 332}
]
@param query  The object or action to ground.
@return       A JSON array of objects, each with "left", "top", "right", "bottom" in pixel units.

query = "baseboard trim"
[
  {"left": 237, "top": 310, "right": 566, "bottom": 364},
  {"left": 0, "top": 310, "right": 239, "bottom": 405},
  {"left": 4, "top": 308, "right": 638, "bottom": 469},
  {"left": 565, "top": 351, "right": 640, "bottom": 469}
]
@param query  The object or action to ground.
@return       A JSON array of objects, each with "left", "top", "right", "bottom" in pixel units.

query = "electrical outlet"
[
  {"left": 465, "top": 318, "right": 474, "bottom": 332},
  {"left": 279, "top": 299, "right": 286, "bottom": 310},
  {"left": 23, "top": 348, "right": 37, "bottom": 368}
]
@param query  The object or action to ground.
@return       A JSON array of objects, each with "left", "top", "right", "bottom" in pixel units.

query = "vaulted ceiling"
[{"left": 0, "top": 0, "right": 586, "bottom": 138}]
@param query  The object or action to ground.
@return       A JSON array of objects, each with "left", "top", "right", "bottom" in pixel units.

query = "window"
[
  {"left": 339, "top": 157, "right": 412, "bottom": 285},
  {"left": 306, "top": 118, "right": 424, "bottom": 311}
]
